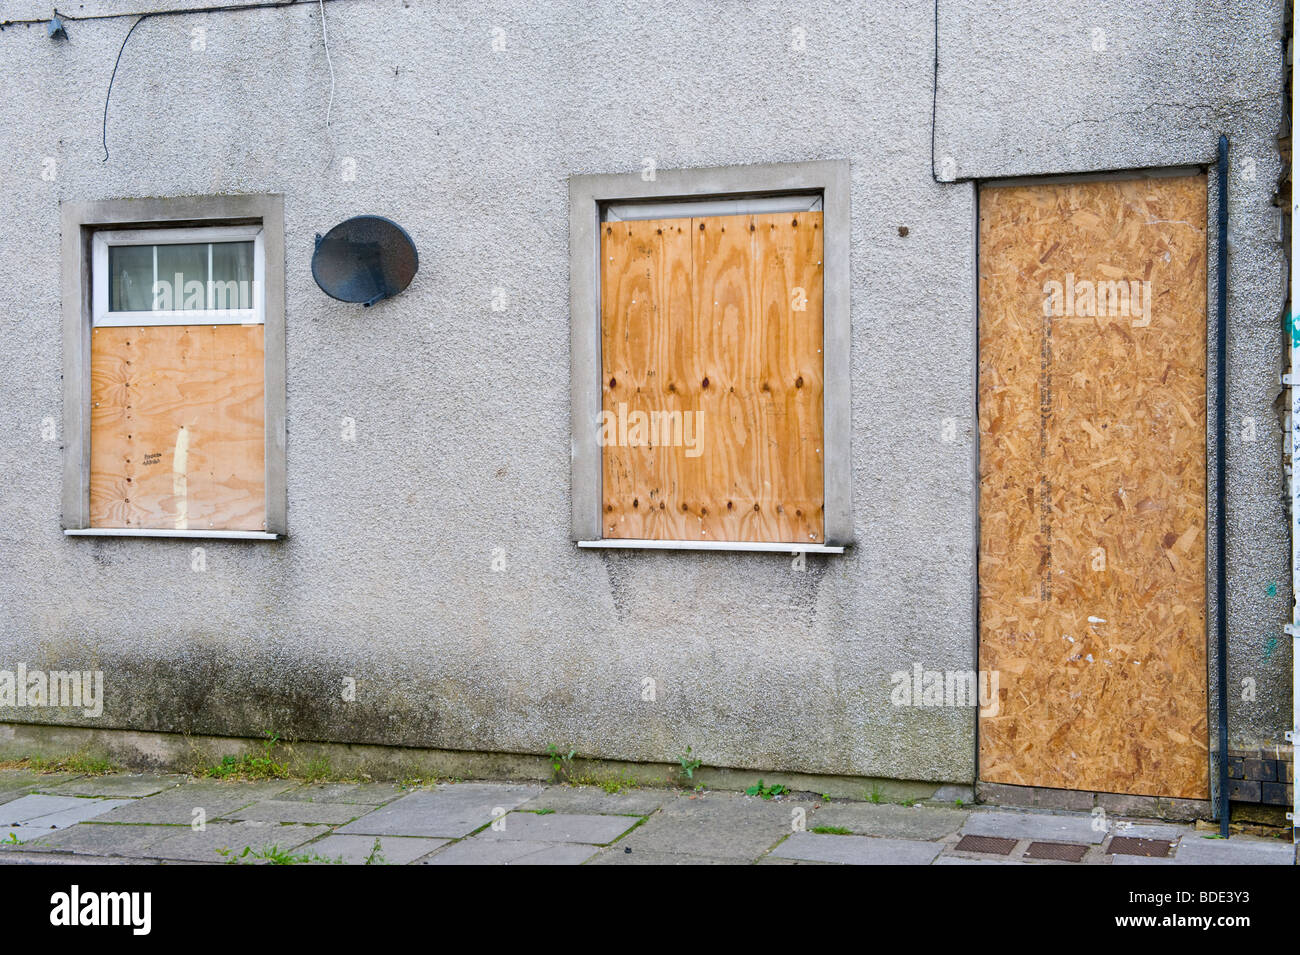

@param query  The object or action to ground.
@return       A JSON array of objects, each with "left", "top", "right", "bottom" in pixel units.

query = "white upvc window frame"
[{"left": 91, "top": 224, "right": 266, "bottom": 327}]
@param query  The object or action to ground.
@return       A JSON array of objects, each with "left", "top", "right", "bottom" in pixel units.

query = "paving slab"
[
  {"left": 962, "top": 810, "right": 1105, "bottom": 844},
  {"left": 92, "top": 781, "right": 294, "bottom": 824},
  {"left": 337, "top": 782, "right": 542, "bottom": 838},
  {"left": 21, "top": 823, "right": 182, "bottom": 856},
  {"left": 142, "top": 821, "right": 323, "bottom": 862},
  {"left": 519, "top": 786, "right": 674, "bottom": 817},
  {"left": 1107, "top": 822, "right": 1188, "bottom": 841},
  {"left": 419, "top": 838, "right": 597, "bottom": 865},
  {"left": 201, "top": 779, "right": 300, "bottom": 799},
  {"left": 2, "top": 794, "right": 134, "bottom": 835},
  {"left": 934, "top": 855, "right": 1021, "bottom": 865},
  {"left": 588, "top": 847, "right": 747, "bottom": 865},
  {"left": 613, "top": 793, "right": 799, "bottom": 858},
  {"left": 1110, "top": 853, "right": 1179, "bottom": 865},
  {"left": 755, "top": 856, "right": 837, "bottom": 865},
  {"left": 1169, "top": 835, "right": 1295, "bottom": 865},
  {"left": 40, "top": 775, "right": 183, "bottom": 798},
  {"left": 0, "top": 771, "right": 79, "bottom": 792},
  {"left": 0, "top": 794, "right": 89, "bottom": 825},
  {"left": 0, "top": 849, "right": 158, "bottom": 865},
  {"left": 0, "top": 771, "right": 42, "bottom": 791},
  {"left": 226, "top": 799, "right": 368, "bottom": 825},
  {"left": 276, "top": 782, "right": 404, "bottom": 805},
  {"left": 810, "top": 802, "right": 968, "bottom": 840},
  {"left": 11, "top": 798, "right": 133, "bottom": 830},
  {"left": 478, "top": 811, "right": 639, "bottom": 845},
  {"left": 1, "top": 777, "right": 1271, "bottom": 866},
  {"left": 300, "top": 834, "right": 447, "bottom": 865},
  {"left": 0, "top": 774, "right": 42, "bottom": 806},
  {"left": 771, "top": 831, "right": 943, "bottom": 865}
]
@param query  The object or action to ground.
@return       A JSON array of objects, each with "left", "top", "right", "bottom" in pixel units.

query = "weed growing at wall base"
[
  {"left": 205, "top": 731, "right": 289, "bottom": 780},
  {"left": 677, "top": 746, "right": 702, "bottom": 782},
  {"left": 546, "top": 744, "right": 576, "bottom": 783}
]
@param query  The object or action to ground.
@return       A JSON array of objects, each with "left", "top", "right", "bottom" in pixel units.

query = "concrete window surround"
[
  {"left": 59, "top": 194, "right": 287, "bottom": 539},
  {"left": 567, "top": 159, "right": 853, "bottom": 552}
]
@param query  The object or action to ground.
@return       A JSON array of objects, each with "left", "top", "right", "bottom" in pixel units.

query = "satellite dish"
[{"left": 312, "top": 215, "right": 418, "bottom": 307}]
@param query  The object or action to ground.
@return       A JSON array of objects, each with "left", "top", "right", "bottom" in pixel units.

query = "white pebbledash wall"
[{"left": 0, "top": 0, "right": 1287, "bottom": 788}]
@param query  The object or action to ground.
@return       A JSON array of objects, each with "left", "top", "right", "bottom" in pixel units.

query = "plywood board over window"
[
  {"left": 90, "top": 325, "right": 266, "bottom": 531},
  {"left": 61, "top": 196, "right": 285, "bottom": 539},
  {"left": 977, "top": 173, "right": 1208, "bottom": 799},
  {"left": 82, "top": 223, "right": 270, "bottom": 534},
  {"left": 600, "top": 212, "right": 824, "bottom": 544}
]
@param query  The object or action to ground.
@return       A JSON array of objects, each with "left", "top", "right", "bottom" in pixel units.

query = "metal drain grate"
[
  {"left": 1025, "top": 841, "right": 1089, "bottom": 862},
  {"left": 954, "top": 834, "right": 1018, "bottom": 855},
  {"left": 1107, "top": 836, "right": 1173, "bottom": 858}
]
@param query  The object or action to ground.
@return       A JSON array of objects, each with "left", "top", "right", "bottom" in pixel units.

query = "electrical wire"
[
  {"left": 930, "top": 0, "right": 971, "bottom": 184},
  {"left": 319, "top": 0, "right": 336, "bottom": 171},
  {"left": 102, "top": 14, "right": 149, "bottom": 163},
  {"left": 930, "top": 0, "right": 941, "bottom": 182},
  {"left": 79, "top": 0, "right": 350, "bottom": 163},
  {"left": 3, "top": 1, "right": 357, "bottom": 29}
]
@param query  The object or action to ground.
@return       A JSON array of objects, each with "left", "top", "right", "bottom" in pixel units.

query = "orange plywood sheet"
[
  {"left": 90, "top": 324, "right": 266, "bottom": 531},
  {"left": 978, "top": 174, "right": 1209, "bottom": 799},
  {"left": 600, "top": 212, "right": 824, "bottom": 543}
]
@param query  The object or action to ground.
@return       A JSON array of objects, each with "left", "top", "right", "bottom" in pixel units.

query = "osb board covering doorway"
[{"left": 977, "top": 173, "right": 1208, "bottom": 799}]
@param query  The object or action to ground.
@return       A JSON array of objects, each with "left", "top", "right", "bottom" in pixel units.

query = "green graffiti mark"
[{"left": 1266, "top": 582, "right": 1278, "bottom": 597}]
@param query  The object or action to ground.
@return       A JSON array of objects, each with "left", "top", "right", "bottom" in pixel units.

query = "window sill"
[
  {"left": 65, "top": 528, "right": 279, "bottom": 540},
  {"left": 578, "top": 539, "right": 844, "bottom": 554}
]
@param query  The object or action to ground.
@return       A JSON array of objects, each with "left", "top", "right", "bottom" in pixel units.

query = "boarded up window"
[
  {"left": 977, "top": 173, "right": 1208, "bottom": 799},
  {"left": 89, "top": 228, "right": 267, "bottom": 532},
  {"left": 599, "top": 212, "right": 824, "bottom": 544}
]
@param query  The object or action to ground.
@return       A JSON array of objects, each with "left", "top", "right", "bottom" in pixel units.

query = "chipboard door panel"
[{"left": 977, "top": 174, "right": 1209, "bottom": 799}]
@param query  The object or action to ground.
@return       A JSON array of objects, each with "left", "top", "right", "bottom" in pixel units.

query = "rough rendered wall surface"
[
  {"left": 935, "top": 0, "right": 1290, "bottom": 751},
  {"left": 0, "top": 0, "right": 1286, "bottom": 782}
]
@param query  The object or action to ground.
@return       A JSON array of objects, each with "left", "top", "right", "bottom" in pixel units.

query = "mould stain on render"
[{"left": 24, "top": 644, "right": 449, "bottom": 748}]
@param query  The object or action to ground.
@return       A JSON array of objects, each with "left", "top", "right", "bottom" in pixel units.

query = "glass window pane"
[
  {"left": 108, "top": 245, "right": 153, "bottom": 312},
  {"left": 155, "top": 243, "right": 209, "bottom": 310},
  {"left": 210, "top": 241, "right": 254, "bottom": 310}
]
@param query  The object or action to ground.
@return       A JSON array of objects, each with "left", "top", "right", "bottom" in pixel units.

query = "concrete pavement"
[{"left": 0, "top": 769, "right": 1293, "bottom": 865}]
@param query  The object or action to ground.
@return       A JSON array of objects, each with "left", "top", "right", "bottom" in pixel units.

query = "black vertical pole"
[{"left": 1216, "top": 134, "right": 1231, "bottom": 839}]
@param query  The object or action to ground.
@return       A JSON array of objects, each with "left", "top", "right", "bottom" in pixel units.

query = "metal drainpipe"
[
  {"left": 1289, "top": 0, "right": 1300, "bottom": 845},
  {"left": 1215, "top": 134, "right": 1230, "bottom": 839}
]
